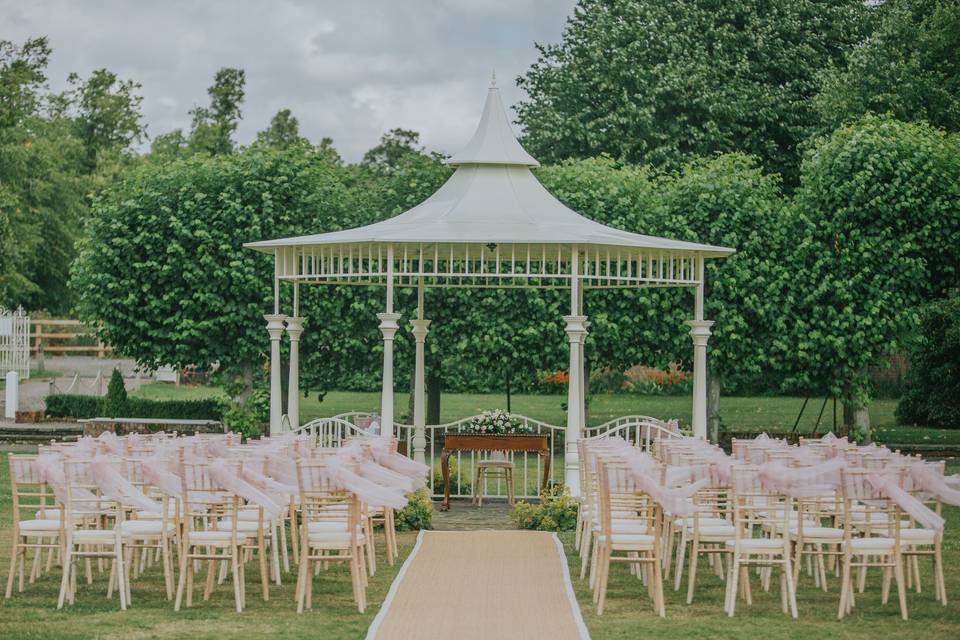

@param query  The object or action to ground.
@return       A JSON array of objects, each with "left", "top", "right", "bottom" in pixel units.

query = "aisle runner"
[{"left": 367, "top": 530, "right": 590, "bottom": 640}]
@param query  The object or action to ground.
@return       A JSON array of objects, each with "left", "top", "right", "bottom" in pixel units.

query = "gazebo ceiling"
[{"left": 245, "top": 77, "right": 733, "bottom": 288}]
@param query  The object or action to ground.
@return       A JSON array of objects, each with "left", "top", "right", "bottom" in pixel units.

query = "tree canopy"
[{"left": 516, "top": 0, "right": 871, "bottom": 186}]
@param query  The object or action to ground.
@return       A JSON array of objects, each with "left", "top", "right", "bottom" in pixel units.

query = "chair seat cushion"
[
  {"left": 216, "top": 519, "right": 267, "bottom": 533},
  {"left": 789, "top": 526, "right": 844, "bottom": 539},
  {"left": 187, "top": 530, "right": 248, "bottom": 546},
  {"left": 19, "top": 519, "right": 62, "bottom": 533},
  {"left": 306, "top": 521, "right": 350, "bottom": 533},
  {"left": 696, "top": 525, "right": 737, "bottom": 538},
  {"left": 897, "top": 528, "right": 937, "bottom": 544},
  {"left": 119, "top": 520, "right": 176, "bottom": 536},
  {"left": 307, "top": 531, "right": 365, "bottom": 549},
  {"left": 596, "top": 533, "right": 656, "bottom": 550},
  {"left": 675, "top": 517, "right": 727, "bottom": 528},
  {"left": 725, "top": 538, "right": 786, "bottom": 551},
  {"left": 846, "top": 537, "right": 895, "bottom": 551},
  {"left": 72, "top": 529, "right": 121, "bottom": 544}
]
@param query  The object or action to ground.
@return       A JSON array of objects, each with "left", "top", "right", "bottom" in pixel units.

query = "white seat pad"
[
  {"left": 726, "top": 538, "right": 786, "bottom": 551},
  {"left": 19, "top": 519, "right": 62, "bottom": 532},
  {"left": 846, "top": 537, "right": 896, "bottom": 551},
  {"left": 119, "top": 520, "right": 176, "bottom": 536},
  {"left": 897, "top": 528, "right": 937, "bottom": 544},
  {"left": 789, "top": 526, "right": 844, "bottom": 539},
  {"left": 188, "top": 530, "right": 249, "bottom": 546}
]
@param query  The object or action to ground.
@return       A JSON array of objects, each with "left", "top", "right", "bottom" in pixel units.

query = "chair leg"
[
  {"left": 727, "top": 558, "right": 740, "bottom": 617},
  {"left": 894, "top": 554, "right": 908, "bottom": 621},
  {"left": 231, "top": 548, "right": 243, "bottom": 613},
  {"left": 837, "top": 553, "right": 851, "bottom": 620},
  {"left": 686, "top": 536, "right": 699, "bottom": 604},
  {"left": 57, "top": 547, "right": 72, "bottom": 609},
  {"left": 5, "top": 537, "right": 18, "bottom": 599}
]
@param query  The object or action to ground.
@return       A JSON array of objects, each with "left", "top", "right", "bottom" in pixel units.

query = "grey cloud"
[{"left": 1, "top": 0, "right": 576, "bottom": 161}]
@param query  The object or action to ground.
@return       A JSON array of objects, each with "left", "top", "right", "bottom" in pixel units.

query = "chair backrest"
[
  {"left": 295, "top": 457, "right": 359, "bottom": 541},
  {"left": 729, "top": 464, "right": 791, "bottom": 539},
  {"left": 62, "top": 458, "right": 123, "bottom": 525},
  {"left": 7, "top": 454, "right": 57, "bottom": 521},
  {"left": 178, "top": 457, "right": 239, "bottom": 539},
  {"left": 839, "top": 467, "right": 901, "bottom": 540}
]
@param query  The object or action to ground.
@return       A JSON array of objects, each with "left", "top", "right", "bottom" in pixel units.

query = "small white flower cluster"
[{"left": 463, "top": 409, "right": 535, "bottom": 435}]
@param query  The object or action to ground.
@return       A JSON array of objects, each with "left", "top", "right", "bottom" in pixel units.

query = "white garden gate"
[{"left": 0, "top": 306, "right": 30, "bottom": 380}]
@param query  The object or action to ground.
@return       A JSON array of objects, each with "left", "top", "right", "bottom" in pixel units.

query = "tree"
[
  {"left": 254, "top": 108, "right": 308, "bottom": 149},
  {"left": 102, "top": 368, "right": 128, "bottom": 417},
  {"left": 64, "top": 68, "right": 146, "bottom": 172},
  {"left": 149, "top": 129, "right": 189, "bottom": 162},
  {"left": 71, "top": 146, "right": 362, "bottom": 390},
  {"left": 0, "top": 37, "right": 88, "bottom": 312},
  {"left": 815, "top": 0, "right": 960, "bottom": 134},
  {"left": 787, "top": 115, "right": 960, "bottom": 436},
  {"left": 896, "top": 292, "right": 960, "bottom": 429},
  {"left": 516, "top": 0, "right": 871, "bottom": 186},
  {"left": 361, "top": 128, "right": 426, "bottom": 173},
  {"left": 188, "top": 67, "right": 245, "bottom": 155}
]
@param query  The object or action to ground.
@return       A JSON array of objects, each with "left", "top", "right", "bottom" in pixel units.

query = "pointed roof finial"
[
  {"left": 445, "top": 77, "right": 539, "bottom": 167},
  {"left": 490, "top": 69, "right": 497, "bottom": 88}
]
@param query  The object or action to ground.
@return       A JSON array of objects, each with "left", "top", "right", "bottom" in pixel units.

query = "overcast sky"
[{"left": 2, "top": 0, "right": 577, "bottom": 162}]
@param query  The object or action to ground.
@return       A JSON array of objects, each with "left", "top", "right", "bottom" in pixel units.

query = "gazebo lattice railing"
[{"left": 246, "top": 76, "right": 734, "bottom": 496}]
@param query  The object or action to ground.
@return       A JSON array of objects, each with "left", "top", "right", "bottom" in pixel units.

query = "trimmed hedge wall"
[{"left": 45, "top": 394, "right": 223, "bottom": 421}]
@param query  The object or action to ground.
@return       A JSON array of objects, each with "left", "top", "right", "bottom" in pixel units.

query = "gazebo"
[{"left": 244, "top": 77, "right": 734, "bottom": 495}]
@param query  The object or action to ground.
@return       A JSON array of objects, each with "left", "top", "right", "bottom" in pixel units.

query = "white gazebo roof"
[{"left": 245, "top": 78, "right": 733, "bottom": 289}]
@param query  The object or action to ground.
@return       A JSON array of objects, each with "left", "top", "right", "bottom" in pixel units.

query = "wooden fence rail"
[{"left": 31, "top": 319, "right": 111, "bottom": 359}]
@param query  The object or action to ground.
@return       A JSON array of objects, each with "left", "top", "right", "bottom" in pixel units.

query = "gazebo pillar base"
[
  {"left": 410, "top": 319, "right": 430, "bottom": 465},
  {"left": 378, "top": 312, "right": 402, "bottom": 439},
  {"left": 264, "top": 314, "right": 288, "bottom": 436},
  {"left": 688, "top": 320, "right": 713, "bottom": 440},
  {"left": 564, "top": 314, "right": 588, "bottom": 496}
]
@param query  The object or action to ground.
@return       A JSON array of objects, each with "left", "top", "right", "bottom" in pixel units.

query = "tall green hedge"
[{"left": 44, "top": 394, "right": 223, "bottom": 421}]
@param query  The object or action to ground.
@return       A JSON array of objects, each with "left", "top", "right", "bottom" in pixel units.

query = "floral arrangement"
[{"left": 461, "top": 409, "right": 535, "bottom": 435}]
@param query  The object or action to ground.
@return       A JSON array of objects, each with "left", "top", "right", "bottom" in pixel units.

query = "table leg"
[{"left": 440, "top": 449, "right": 451, "bottom": 511}]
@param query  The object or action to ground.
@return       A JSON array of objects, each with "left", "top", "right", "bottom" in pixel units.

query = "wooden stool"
[{"left": 472, "top": 452, "right": 515, "bottom": 507}]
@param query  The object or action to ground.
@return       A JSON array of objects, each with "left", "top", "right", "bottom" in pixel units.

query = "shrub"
[
  {"left": 394, "top": 488, "right": 433, "bottom": 531},
  {"left": 431, "top": 457, "right": 472, "bottom": 496},
  {"left": 896, "top": 293, "right": 960, "bottom": 429},
  {"left": 218, "top": 388, "right": 269, "bottom": 438},
  {"left": 101, "top": 368, "right": 128, "bottom": 417},
  {"left": 511, "top": 485, "right": 579, "bottom": 531},
  {"left": 44, "top": 394, "right": 102, "bottom": 419},
  {"left": 43, "top": 394, "right": 223, "bottom": 421}
]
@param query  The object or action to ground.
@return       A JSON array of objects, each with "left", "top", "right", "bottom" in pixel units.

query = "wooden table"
[{"left": 440, "top": 433, "right": 550, "bottom": 511}]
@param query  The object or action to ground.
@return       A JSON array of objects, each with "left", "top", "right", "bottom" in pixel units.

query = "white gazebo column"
[
  {"left": 285, "top": 316, "right": 303, "bottom": 430},
  {"left": 410, "top": 319, "right": 430, "bottom": 465},
  {"left": 378, "top": 245, "right": 400, "bottom": 440},
  {"left": 264, "top": 313, "right": 287, "bottom": 435},
  {"left": 688, "top": 255, "right": 713, "bottom": 440},
  {"left": 564, "top": 314, "right": 588, "bottom": 496}
]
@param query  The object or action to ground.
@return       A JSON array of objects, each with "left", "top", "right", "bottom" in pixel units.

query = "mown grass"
[
  {"left": 0, "top": 462, "right": 418, "bottom": 640},
  {"left": 131, "top": 384, "right": 960, "bottom": 444},
  {"left": 561, "top": 466, "right": 960, "bottom": 639}
]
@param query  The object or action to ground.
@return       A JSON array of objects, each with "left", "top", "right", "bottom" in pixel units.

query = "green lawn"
[
  {"left": 2, "top": 460, "right": 958, "bottom": 639},
  {"left": 560, "top": 495, "right": 960, "bottom": 639},
  {"left": 131, "top": 384, "right": 960, "bottom": 445}
]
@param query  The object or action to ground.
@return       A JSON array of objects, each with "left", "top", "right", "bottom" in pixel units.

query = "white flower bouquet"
[{"left": 461, "top": 409, "right": 535, "bottom": 435}]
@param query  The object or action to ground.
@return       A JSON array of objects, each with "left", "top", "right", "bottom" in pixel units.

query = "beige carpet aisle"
[{"left": 366, "top": 530, "right": 590, "bottom": 640}]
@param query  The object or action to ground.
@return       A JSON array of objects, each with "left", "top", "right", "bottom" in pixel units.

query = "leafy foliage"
[
  {"left": 44, "top": 394, "right": 223, "bottom": 421},
  {"left": 102, "top": 368, "right": 128, "bottom": 418},
  {"left": 511, "top": 485, "right": 579, "bottom": 531},
  {"left": 896, "top": 293, "right": 960, "bottom": 429},
  {"left": 393, "top": 488, "right": 433, "bottom": 531},
  {"left": 786, "top": 115, "right": 960, "bottom": 399},
  {"left": 816, "top": 0, "right": 960, "bottom": 134},
  {"left": 71, "top": 145, "right": 362, "bottom": 379},
  {"left": 188, "top": 67, "right": 245, "bottom": 156},
  {"left": 516, "top": 0, "right": 870, "bottom": 185}
]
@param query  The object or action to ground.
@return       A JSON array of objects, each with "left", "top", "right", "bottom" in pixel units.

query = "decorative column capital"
[
  {"left": 687, "top": 319, "right": 714, "bottom": 346},
  {"left": 377, "top": 312, "right": 402, "bottom": 340},
  {"left": 563, "top": 314, "right": 588, "bottom": 342},
  {"left": 410, "top": 318, "right": 431, "bottom": 341},
  {"left": 264, "top": 314, "right": 287, "bottom": 340},
  {"left": 285, "top": 316, "right": 304, "bottom": 341}
]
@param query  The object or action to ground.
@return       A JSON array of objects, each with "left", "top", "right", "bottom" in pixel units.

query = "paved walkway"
[{"left": 432, "top": 500, "right": 516, "bottom": 530}]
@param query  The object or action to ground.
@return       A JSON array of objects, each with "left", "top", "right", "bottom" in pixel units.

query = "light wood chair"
[
  {"left": 472, "top": 450, "right": 515, "bottom": 507},
  {"left": 295, "top": 457, "right": 367, "bottom": 614},
  {"left": 5, "top": 454, "right": 65, "bottom": 598},
  {"left": 593, "top": 460, "right": 664, "bottom": 616},
  {"left": 725, "top": 465, "right": 798, "bottom": 618}
]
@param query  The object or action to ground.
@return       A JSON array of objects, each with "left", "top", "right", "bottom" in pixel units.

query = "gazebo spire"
[{"left": 446, "top": 77, "right": 539, "bottom": 167}]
